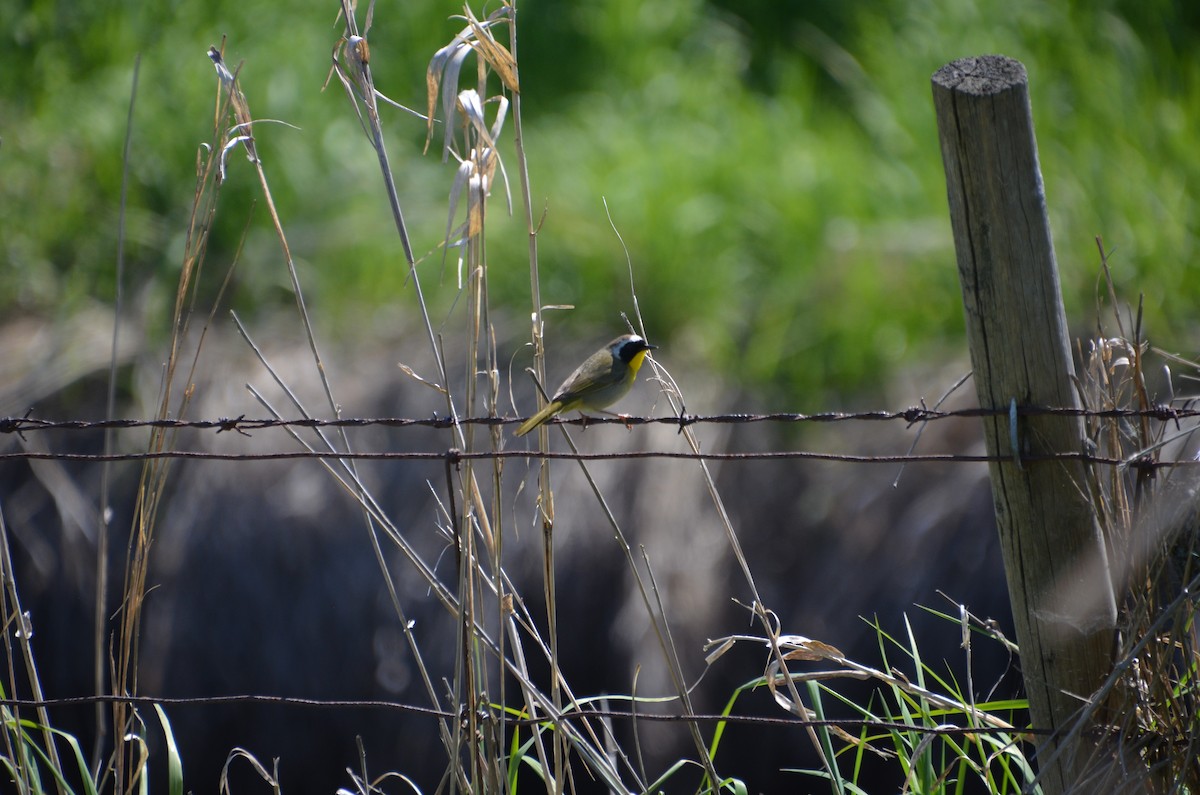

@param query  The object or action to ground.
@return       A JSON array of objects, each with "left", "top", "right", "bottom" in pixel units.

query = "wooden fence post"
[{"left": 931, "top": 56, "right": 1117, "bottom": 793}]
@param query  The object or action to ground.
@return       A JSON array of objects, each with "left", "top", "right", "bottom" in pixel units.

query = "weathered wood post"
[{"left": 931, "top": 56, "right": 1117, "bottom": 793}]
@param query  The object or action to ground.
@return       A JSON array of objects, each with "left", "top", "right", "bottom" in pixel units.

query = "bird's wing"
[{"left": 553, "top": 361, "right": 618, "bottom": 403}]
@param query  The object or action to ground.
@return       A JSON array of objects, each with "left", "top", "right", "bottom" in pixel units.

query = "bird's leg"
[{"left": 593, "top": 409, "right": 635, "bottom": 429}]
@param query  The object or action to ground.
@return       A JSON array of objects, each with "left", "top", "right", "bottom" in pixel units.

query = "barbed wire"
[
  {"left": 1, "top": 406, "right": 1190, "bottom": 469},
  {"left": 0, "top": 693, "right": 1048, "bottom": 736},
  {"left": 0, "top": 448, "right": 1177, "bottom": 468},
  {"left": 0, "top": 402, "right": 1193, "bottom": 438}
]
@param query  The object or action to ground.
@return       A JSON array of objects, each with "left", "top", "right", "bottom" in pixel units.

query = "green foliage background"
[{"left": 3, "top": 0, "right": 1197, "bottom": 406}]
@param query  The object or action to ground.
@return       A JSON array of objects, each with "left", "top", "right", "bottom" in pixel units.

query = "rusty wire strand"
[
  {"left": 0, "top": 402, "right": 1191, "bottom": 436},
  {"left": 0, "top": 694, "right": 1049, "bottom": 736},
  {"left": 0, "top": 448, "right": 1158, "bottom": 466}
]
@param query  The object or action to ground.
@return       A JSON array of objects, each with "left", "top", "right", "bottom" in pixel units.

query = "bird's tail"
[{"left": 515, "top": 400, "right": 563, "bottom": 436}]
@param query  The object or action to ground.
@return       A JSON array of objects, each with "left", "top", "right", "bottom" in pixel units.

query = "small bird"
[{"left": 515, "top": 334, "right": 656, "bottom": 436}]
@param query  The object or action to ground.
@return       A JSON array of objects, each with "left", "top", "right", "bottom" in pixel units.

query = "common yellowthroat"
[{"left": 515, "top": 334, "right": 656, "bottom": 436}]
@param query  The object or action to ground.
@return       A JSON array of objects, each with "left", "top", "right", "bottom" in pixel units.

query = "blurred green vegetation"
[{"left": 2, "top": 0, "right": 1197, "bottom": 406}]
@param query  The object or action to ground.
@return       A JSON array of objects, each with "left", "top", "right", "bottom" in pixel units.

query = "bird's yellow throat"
[{"left": 627, "top": 348, "right": 650, "bottom": 376}]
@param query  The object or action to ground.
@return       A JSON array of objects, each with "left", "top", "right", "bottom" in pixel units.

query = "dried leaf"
[
  {"left": 464, "top": 5, "right": 519, "bottom": 93},
  {"left": 398, "top": 362, "right": 446, "bottom": 394},
  {"left": 704, "top": 636, "right": 736, "bottom": 665}
]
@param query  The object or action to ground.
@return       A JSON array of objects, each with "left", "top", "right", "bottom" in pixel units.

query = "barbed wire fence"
[{"left": 1, "top": 397, "right": 1195, "bottom": 736}]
